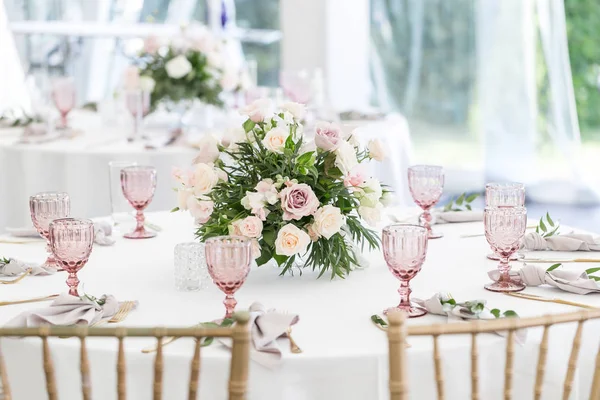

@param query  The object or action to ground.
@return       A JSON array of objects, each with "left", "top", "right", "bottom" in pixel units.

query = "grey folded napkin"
[
  {"left": 391, "top": 209, "right": 483, "bottom": 225},
  {"left": 7, "top": 221, "right": 115, "bottom": 246},
  {"left": 489, "top": 264, "right": 600, "bottom": 295},
  {"left": 0, "top": 258, "right": 55, "bottom": 277},
  {"left": 414, "top": 292, "right": 526, "bottom": 343},
  {"left": 219, "top": 302, "right": 299, "bottom": 369},
  {"left": 522, "top": 232, "right": 600, "bottom": 251},
  {"left": 5, "top": 293, "right": 120, "bottom": 327}
]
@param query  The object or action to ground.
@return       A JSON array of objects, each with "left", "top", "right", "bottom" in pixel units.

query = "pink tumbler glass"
[
  {"left": 485, "top": 183, "right": 525, "bottom": 208},
  {"left": 49, "top": 218, "right": 95, "bottom": 296},
  {"left": 51, "top": 77, "right": 76, "bottom": 129},
  {"left": 30, "top": 192, "right": 71, "bottom": 270},
  {"left": 382, "top": 224, "right": 428, "bottom": 318},
  {"left": 408, "top": 165, "right": 445, "bottom": 239},
  {"left": 205, "top": 236, "right": 252, "bottom": 319},
  {"left": 120, "top": 166, "right": 157, "bottom": 239},
  {"left": 484, "top": 207, "right": 527, "bottom": 292}
]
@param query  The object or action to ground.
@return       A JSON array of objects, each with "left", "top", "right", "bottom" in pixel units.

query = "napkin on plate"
[
  {"left": 522, "top": 232, "right": 600, "bottom": 251},
  {"left": 5, "top": 293, "right": 120, "bottom": 327},
  {"left": 6, "top": 221, "right": 115, "bottom": 246},
  {"left": 0, "top": 258, "right": 55, "bottom": 276},
  {"left": 219, "top": 302, "right": 299, "bottom": 369},
  {"left": 414, "top": 292, "right": 527, "bottom": 343},
  {"left": 489, "top": 264, "right": 600, "bottom": 295}
]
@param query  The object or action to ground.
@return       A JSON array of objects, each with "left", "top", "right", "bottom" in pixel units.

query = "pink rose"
[
  {"left": 188, "top": 197, "right": 214, "bottom": 224},
  {"left": 172, "top": 167, "right": 193, "bottom": 186},
  {"left": 143, "top": 35, "right": 161, "bottom": 54},
  {"left": 279, "top": 183, "right": 320, "bottom": 221},
  {"left": 314, "top": 121, "right": 344, "bottom": 151},
  {"left": 123, "top": 66, "right": 140, "bottom": 90},
  {"left": 232, "top": 216, "right": 263, "bottom": 238},
  {"left": 343, "top": 165, "right": 367, "bottom": 188},
  {"left": 255, "top": 179, "right": 278, "bottom": 205}
]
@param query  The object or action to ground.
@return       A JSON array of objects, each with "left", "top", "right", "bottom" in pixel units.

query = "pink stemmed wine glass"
[
  {"left": 484, "top": 207, "right": 527, "bottom": 292},
  {"left": 51, "top": 77, "right": 76, "bottom": 129},
  {"left": 382, "top": 224, "right": 428, "bottom": 318},
  {"left": 408, "top": 165, "right": 445, "bottom": 239},
  {"left": 125, "top": 89, "right": 151, "bottom": 141},
  {"left": 485, "top": 183, "right": 525, "bottom": 208},
  {"left": 205, "top": 236, "right": 252, "bottom": 320},
  {"left": 30, "top": 192, "right": 71, "bottom": 270},
  {"left": 120, "top": 166, "right": 157, "bottom": 239},
  {"left": 49, "top": 218, "right": 94, "bottom": 297}
]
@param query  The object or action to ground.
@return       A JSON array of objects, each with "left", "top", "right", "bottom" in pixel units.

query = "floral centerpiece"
[
  {"left": 124, "top": 25, "right": 247, "bottom": 110},
  {"left": 173, "top": 99, "right": 390, "bottom": 278}
]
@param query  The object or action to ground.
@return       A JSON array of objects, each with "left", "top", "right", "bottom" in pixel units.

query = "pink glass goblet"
[
  {"left": 49, "top": 218, "right": 94, "bottom": 297},
  {"left": 408, "top": 165, "right": 445, "bottom": 239},
  {"left": 382, "top": 224, "right": 428, "bottom": 318},
  {"left": 30, "top": 192, "right": 71, "bottom": 271},
  {"left": 485, "top": 183, "right": 525, "bottom": 208},
  {"left": 125, "top": 89, "right": 151, "bottom": 141},
  {"left": 120, "top": 166, "right": 157, "bottom": 239},
  {"left": 51, "top": 77, "right": 76, "bottom": 129},
  {"left": 205, "top": 236, "right": 252, "bottom": 320},
  {"left": 484, "top": 207, "right": 527, "bottom": 292}
]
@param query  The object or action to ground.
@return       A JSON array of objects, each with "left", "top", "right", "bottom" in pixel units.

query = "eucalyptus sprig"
[
  {"left": 0, "top": 257, "right": 10, "bottom": 264},
  {"left": 0, "top": 110, "right": 42, "bottom": 127},
  {"left": 535, "top": 212, "right": 560, "bottom": 238},
  {"left": 548, "top": 263, "right": 600, "bottom": 282},
  {"left": 443, "top": 192, "right": 479, "bottom": 212},
  {"left": 197, "top": 318, "right": 235, "bottom": 346},
  {"left": 370, "top": 314, "right": 388, "bottom": 330},
  {"left": 81, "top": 294, "right": 107, "bottom": 307}
]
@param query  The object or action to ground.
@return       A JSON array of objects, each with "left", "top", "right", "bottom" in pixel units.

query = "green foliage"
[
  {"left": 443, "top": 192, "right": 479, "bottom": 212},
  {"left": 535, "top": 212, "right": 560, "bottom": 238}
]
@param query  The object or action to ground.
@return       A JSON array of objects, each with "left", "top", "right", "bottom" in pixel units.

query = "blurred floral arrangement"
[
  {"left": 123, "top": 25, "right": 249, "bottom": 110},
  {"left": 172, "top": 99, "right": 391, "bottom": 278}
]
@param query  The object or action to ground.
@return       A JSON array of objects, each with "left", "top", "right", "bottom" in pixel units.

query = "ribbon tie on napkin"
[
  {"left": 220, "top": 302, "right": 299, "bottom": 369},
  {"left": 522, "top": 232, "right": 600, "bottom": 251},
  {"left": 489, "top": 264, "right": 600, "bottom": 295},
  {"left": 5, "top": 294, "right": 120, "bottom": 327},
  {"left": 414, "top": 293, "right": 526, "bottom": 343},
  {"left": 0, "top": 258, "right": 55, "bottom": 276}
]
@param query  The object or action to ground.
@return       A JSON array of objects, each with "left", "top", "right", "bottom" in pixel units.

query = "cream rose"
[
  {"left": 306, "top": 223, "right": 320, "bottom": 242},
  {"left": 282, "top": 102, "right": 306, "bottom": 120},
  {"left": 188, "top": 197, "right": 214, "bottom": 224},
  {"left": 192, "top": 163, "right": 219, "bottom": 196},
  {"left": 192, "top": 135, "right": 220, "bottom": 164},
  {"left": 250, "top": 239, "right": 262, "bottom": 259},
  {"left": 233, "top": 216, "right": 264, "bottom": 238},
  {"left": 177, "top": 188, "right": 192, "bottom": 210},
  {"left": 275, "top": 224, "right": 311, "bottom": 256},
  {"left": 165, "top": 55, "right": 192, "bottom": 79},
  {"left": 313, "top": 205, "right": 345, "bottom": 239},
  {"left": 358, "top": 202, "right": 383, "bottom": 227},
  {"left": 241, "top": 98, "right": 274, "bottom": 123},
  {"left": 139, "top": 76, "right": 156, "bottom": 92},
  {"left": 262, "top": 127, "right": 289, "bottom": 154},
  {"left": 368, "top": 139, "right": 386, "bottom": 161},
  {"left": 358, "top": 178, "right": 383, "bottom": 207},
  {"left": 334, "top": 141, "right": 359, "bottom": 175}
]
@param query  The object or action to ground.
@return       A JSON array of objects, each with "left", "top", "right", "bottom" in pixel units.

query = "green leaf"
[
  {"left": 443, "top": 203, "right": 452, "bottom": 212},
  {"left": 490, "top": 309, "right": 501, "bottom": 318},
  {"left": 296, "top": 152, "right": 313, "bottom": 165},
  {"left": 465, "top": 204, "right": 472, "bottom": 211},
  {"left": 273, "top": 253, "right": 289, "bottom": 266},
  {"left": 262, "top": 230, "right": 276, "bottom": 248},
  {"left": 200, "top": 336, "right": 214, "bottom": 347},
  {"left": 589, "top": 276, "right": 600, "bottom": 281},
  {"left": 371, "top": 314, "right": 388, "bottom": 327},
  {"left": 465, "top": 193, "right": 479, "bottom": 203},
  {"left": 242, "top": 119, "right": 256, "bottom": 133},
  {"left": 170, "top": 207, "right": 180, "bottom": 212},
  {"left": 503, "top": 310, "right": 518, "bottom": 318},
  {"left": 547, "top": 263, "right": 562, "bottom": 271},
  {"left": 455, "top": 193, "right": 465, "bottom": 205},
  {"left": 539, "top": 218, "right": 547, "bottom": 232},
  {"left": 255, "top": 245, "right": 272, "bottom": 266},
  {"left": 546, "top": 212, "right": 555, "bottom": 227},
  {"left": 586, "top": 267, "right": 600, "bottom": 275},
  {"left": 285, "top": 134, "right": 295, "bottom": 151}
]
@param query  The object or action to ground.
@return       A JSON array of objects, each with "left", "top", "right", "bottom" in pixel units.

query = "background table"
[{"left": 1, "top": 211, "right": 599, "bottom": 399}]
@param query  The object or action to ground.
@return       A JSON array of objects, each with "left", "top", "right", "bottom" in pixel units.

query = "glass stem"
[
  {"left": 420, "top": 210, "right": 433, "bottom": 234},
  {"left": 67, "top": 272, "right": 79, "bottom": 297},
  {"left": 398, "top": 280, "right": 412, "bottom": 308},
  {"left": 135, "top": 210, "right": 145, "bottom": 232},
  {"left": 498, "top": 257, "right": 511, "bottom": 282},
  {"left": 60, "top": 113, "right": 68, "bottom": 128},
  {"left": 223, "top": 295, "right": 237, "bottom": 319}
]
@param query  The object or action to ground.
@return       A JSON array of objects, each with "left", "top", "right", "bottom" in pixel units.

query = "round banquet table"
[{"left": 2, "top": 212, "right": 600, "bottom": 399}]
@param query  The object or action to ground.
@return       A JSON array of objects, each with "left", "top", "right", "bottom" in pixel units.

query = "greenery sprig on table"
[
  {"left": 197, "top": 318, "right": 234, "bottom": 346},
  {"left": 535, "top": 212, "right": 560, "bottom": 238},
  {"left": 0, "top": 110, "right": 42, "bottom": 127},
  {"left": 547, "top": 263, "right": 600, "bottom": 281},
  {"left": 443, "top": 192, "right": 479, "bottom": 212}
]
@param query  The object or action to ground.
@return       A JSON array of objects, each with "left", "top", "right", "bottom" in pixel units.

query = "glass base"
[
  {"left": 428, "top": 231, "right": 443, "bottom": 239},
  {"left": 487, "top": 253, "right": 522, "bottom": 261},
  {"left": 384, "top": 305, "right": 427, "bottom": 318},
  {"left": 124, "top": 229, "right": 156, "bottom": 239},
  {"left": 484, "top": 280, "right": 525, "bottom": 292}
]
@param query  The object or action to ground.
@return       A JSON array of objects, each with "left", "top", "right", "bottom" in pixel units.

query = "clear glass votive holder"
[{"left": 174, "top": 242, "right": 209, "bottom": 291}]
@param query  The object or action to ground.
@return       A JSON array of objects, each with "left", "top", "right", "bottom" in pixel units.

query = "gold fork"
[
  {"left": 92, "top": 301, "right": 136, "bottom": 327},
  {"left": 286, "top": 326, "right": 302, "bottom": 354},
  {"left": 0, "top": 293, "right": 59, "bottom": 307},
  {"left": 141, "top": 323, "right": 202, "bottom": 354},
  {"left": 505, "top": 292, "right": 597, "bottom": 309},
  {"left": 0, "top": 269, "right": 32, "bottom": 285}
]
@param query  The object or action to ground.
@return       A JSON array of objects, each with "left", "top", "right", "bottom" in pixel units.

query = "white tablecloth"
[{"left": 1, "top": 211, "right": 599, "bottom": 399}]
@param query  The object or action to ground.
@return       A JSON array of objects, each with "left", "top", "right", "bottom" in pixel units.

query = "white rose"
[
  {"left": 368, "top": 139, "right": 386, "bottom": 161},
  {"left": 358, "top": 178, "right": 383, "bottom": 207},
  {"left": 275, "top": 224, "right": 311, "bottom": 257},
  {"left": 334, "top": 141, "right": 359, "bottom": 175},
  {"left": 281, "top": 102, "right": 306, "bottom": 120},
  {"left": 220, "top": 67, "right": 239, "bottom": 91},
  {"left": 188, "top": 197, "right": 214, "bottom": 224},
  {"left": 165, "top": 55, "right": 192, "bottom": 79},
  {"left": 380, "top": 191, "right": 394, "bottom": 207},
  {"left": 206, "top": 51, "right": 223, "bottom": 68},
  {"left": 192, "top": 163, "right": 219, "bottom": 196},
  {"left": 358, "top": 203, "right": 383, "bottom": 227},
  {"left": 233, "top": 216, "right": 264, "bottom": 238},
  {"left": 347, "top": 131, "right": 361, "bottom": 148},
  {"left": 192, "top": 135, "right": 220, "bottom": 164},
  {"left": 241, "top": 98, "right": 274, "bottom": 123},
  {"left": 177, "top": 188, "right": 192, "bottom": 210},
  {"left": 262, "top": 127, "right": 289, "bottom": 154},
  {"left": 221, "top": 127, "right": 247, "bottom": 149},
  {"left": 139, "top": 76, "right": 156, "bottom": 92},
  {"left": 313, "top": 205, "right": 345, "bottom": 239},
  {"left": 241, "top": 191, "right": 266, "bottom": 211}
]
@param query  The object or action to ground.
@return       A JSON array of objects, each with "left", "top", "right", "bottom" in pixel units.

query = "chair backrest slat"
[
  {"left": 80, "top": 336, "right": 91, "bottom": 400},
  {"left": 534, "top": 324, "right": 551, "bottom": 400},
  {"left": 41, "top": 334, "right": 58, "bottom": 400},
  {"left": 188, "top": 337, "right": 202, "bottom": 400},
  {"left": 471, "top": 333, "right": 479, "bottom": 400},
  {"left": 589, "top": 342, "right": 600, "bottom": 399},
  {"left": 504, "top": 330, "right": 515, "bottom": 400},
  {"left": 0, "top": 341, "right": 12, "bottom": 400},
  {"left": 117, "top": 335, "right": 126, "bottom": 400},
  {"left": 563, "top": 320, "right": 585, "bottom": 399},
  {"left": 153, "top": 335, "right": 164, "bottom": 400},
  {"left": 432, "top": 335, "right": 444, "bottom": 400}
]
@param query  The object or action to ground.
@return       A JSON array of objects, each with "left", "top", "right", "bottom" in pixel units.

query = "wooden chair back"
[
  {"left": 387, "top": 309, "right": 600, "bottom": 400},
  {"left": 0, "top": 312, "right": 251, "bottom": 400}
]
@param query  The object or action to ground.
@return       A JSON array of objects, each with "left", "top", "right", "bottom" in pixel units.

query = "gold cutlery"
[
  {"left": 0, "top": 269, "right": 32, "bottom": 285},
  {"left": 0, "top": 293, "right": 59, "bottom": 306},
  {"left": 141, "top": 323, "right": 202, "bottom": 354},
  {"left": 286, "top": 326, "right": 302, "bottom": 354},
  {"left": 522, "top": 258, "right": 600, "bottom": 264},
  {"left": 505, "top": 292, "right": 597, "bottom": 309},
  {"left": 91, "top": 301, "right": 136, "bottom": 327},
  {"left": 0, "top": 239, "right": 41, "bottom": 244}
]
